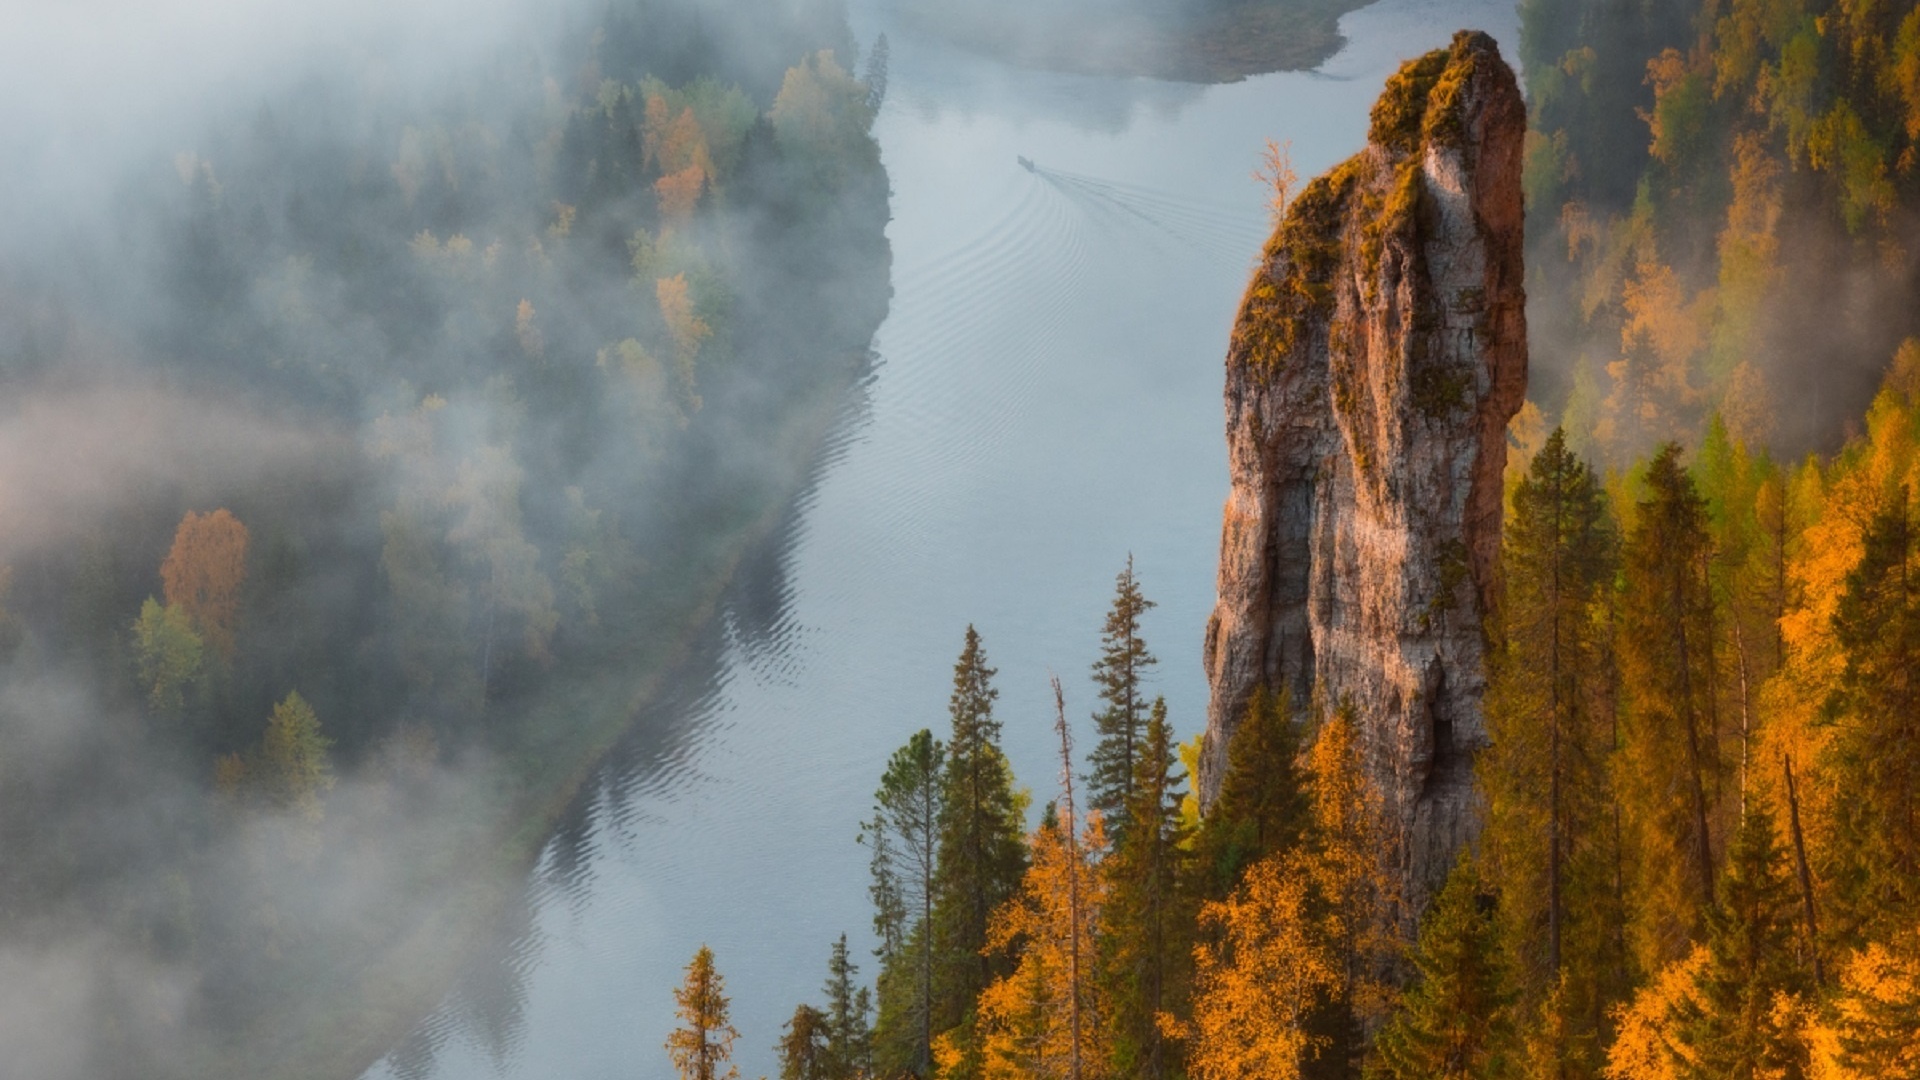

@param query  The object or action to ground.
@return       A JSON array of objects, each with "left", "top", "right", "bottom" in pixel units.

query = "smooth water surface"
[{"left": 365, "top": 2, "right": 1519, "bottom": 1076}]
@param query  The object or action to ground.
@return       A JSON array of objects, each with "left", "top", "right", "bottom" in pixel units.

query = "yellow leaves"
[
  {"left": 1827, "top": 937, "right": 1920, "bottom": 1076},
  {"left": 161, "top": 508, "right": 249, "bottom": 661},
  {"left": 1181, "top": 852, "right": 1342, "bottom": 1080},
  {"left": 1622, "top": 259, "right": 1709, "bottom": 389},
  {"left": 1604, "top": 947, "right": 1709, "bottom": 1080},
  {"left": 975, "top": 812, "right": 1109, "bottom": 1080}
]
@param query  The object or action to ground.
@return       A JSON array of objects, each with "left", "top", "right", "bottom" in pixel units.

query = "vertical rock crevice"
[{"left": 1200, "top": 30, "right": 1527, "bottom": 896}]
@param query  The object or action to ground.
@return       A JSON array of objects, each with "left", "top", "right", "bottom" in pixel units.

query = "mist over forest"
[{"left": 0, "top": 0, "right": 888, "bottom": 1074}]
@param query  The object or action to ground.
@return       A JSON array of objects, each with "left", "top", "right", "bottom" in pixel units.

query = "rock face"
[{"left": 1199, "top": 31, "right": 1527, "bottom": 894}]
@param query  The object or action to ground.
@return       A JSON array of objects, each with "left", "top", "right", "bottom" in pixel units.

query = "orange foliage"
[
  {"left": 656, "top": 163, "right": 707, "bottom": 226},
  {"left": 976, "top": 812, "right": 1110, "bottom": 1080},
  {"left": 1178, "top": 852, "right": 1342, "bottom": 1080},
  {"left": 160, "top": 508, "right": 250, "bottom": 660}
]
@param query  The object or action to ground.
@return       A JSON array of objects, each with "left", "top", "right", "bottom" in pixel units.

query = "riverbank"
[
  {"left": 891, "top": 0, "right": 1371, "bottom": 82},
  {"left": 218, "top": 340, "right": 878, "bottom": 1080}
]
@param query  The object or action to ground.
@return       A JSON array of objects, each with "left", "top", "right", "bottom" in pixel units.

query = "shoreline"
[
  {"left": 891, "top": 0, "right": 1371, "bottom": 82},
  {"left": 234, "top": 347, "right": 874, "bottom": 1080}
]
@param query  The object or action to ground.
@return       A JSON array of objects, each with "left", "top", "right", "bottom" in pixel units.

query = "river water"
[{"left": 364, "top": 2, "right": 1518, "bottom": 1077}]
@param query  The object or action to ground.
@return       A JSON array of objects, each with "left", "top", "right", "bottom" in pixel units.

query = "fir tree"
[
  {"left": 1101, "top": 698, "right": 1193, "bottom": 1080},
  {"left": 1086, "top": 557, "right": 1157, "bottom": 843},
  {"left": 1685, "top": 805, "right": 1810, "bottom": 1080},
  {"left": 1369, "top": 859, "right": 1517, "bottom": 1080},
  {"left": 668, "top": 945, "right": 741, "bottom": 1080},
  {"left": 1194, "top": 685, "right": 1309, "bottom": 899},
  {"left": 1480, "top": 428, "right": 1624, "bottom": 1072},
  {"left": 931, "top": 626, "right": 1029, "bottom": 1056},
  {"left": 865, "top": 729, "right": 944, "bottom": 1075},
  {"left": 824, "top": 934, "right": 874, "bottom": 1079},
  {"left": 1827, "top": 493, "right": 1920, "bottom": 939}
]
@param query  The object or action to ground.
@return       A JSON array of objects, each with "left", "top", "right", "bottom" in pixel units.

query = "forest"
[
  {"left": 0, "top": 0, "right": 889, "bottom": 1075},
  {"left": 655, "top": 1, "right": 1920, "bottom": 1078}
]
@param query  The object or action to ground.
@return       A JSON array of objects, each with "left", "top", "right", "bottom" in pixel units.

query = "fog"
[{"left": 0, "top": 0, "right": 891, "bottom": 1074}]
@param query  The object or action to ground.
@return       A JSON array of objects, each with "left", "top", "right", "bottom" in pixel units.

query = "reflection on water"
[{"left": 364, "top": 1, "right": 1518, "bottom": 1077}]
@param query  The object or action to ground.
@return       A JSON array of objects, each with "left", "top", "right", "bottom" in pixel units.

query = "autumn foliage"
[{"left": 160, "top": 508, "right": 250, "bottom": 660}]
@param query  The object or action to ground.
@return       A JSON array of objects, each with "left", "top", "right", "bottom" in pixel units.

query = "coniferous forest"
[{"left": 661, "top": 2, "right": 1920, "bottom": 1078}]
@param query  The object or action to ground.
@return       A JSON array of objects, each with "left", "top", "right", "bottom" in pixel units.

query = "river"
[{"left": 363, "top": 1, "right": 1519, "bottom": 1076}]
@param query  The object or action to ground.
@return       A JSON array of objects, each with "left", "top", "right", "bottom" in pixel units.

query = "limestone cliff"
[{"left": 1199, "top": 30, "right": 1527, "bottom": 893}]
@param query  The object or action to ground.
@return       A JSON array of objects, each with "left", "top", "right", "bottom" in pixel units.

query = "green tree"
[
  {"left": 259, "top": 691, "right": 335, "bottom": 822},
  {"left": 930, "top": 626, "right": 1029, "bottom": 1065},
  {"left": 1685, "top": 805, "right": 1810, "bottom": 1080},
  {"left": 1086, "top": 556, "right": 1157, "bottom": 840},
  {"left": 1619, "top": 443, "right": 1724, "bottom": 964},
  {"left": 824, "top": 933, "right": 873, "bottom": 1078},
  {"left": 668, "top": 945, "right": 740, "bottom": 1080},
  {"left": 1369, "top": 859, "right": 1517, "bottom": 1080},
  {"left": 1480, "top": 428, "right": 1625, "bottom": 1072},
  {"left": 132, "top": 598, "right": 203, "bottom": 720},
  {"left": 1826, "top": 492, "right": 1920, "bottom": 939},
  {"left": 865, "top": 729, "right": 945, "bottom": 1075},
  {"left": 1194, "top": 684, "right": 1309, "bottom": 899},
  {"left": 1101, "top": 697, "right": 1193, "bottom": 1080}
]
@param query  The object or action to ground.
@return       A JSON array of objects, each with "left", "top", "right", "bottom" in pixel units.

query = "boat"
[{"left": 1017, "top": 155, "right": 1036, "bottom": 173}]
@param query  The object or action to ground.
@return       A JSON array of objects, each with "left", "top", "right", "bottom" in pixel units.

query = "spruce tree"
[
  {"left": 1479, "top": 428, "right": 1623, "bottom": 1071},
  {"left": 823, "top": 934, "right": 873, "bottom": 1078},
  {"left": 1101, "top": 697, "right": 1193, "bottom": 1080},
  {"left": 1827, "top": 493, "right": 1920, "bottom": 939},
  {"left": 864, "top": 729, "right": 944, "bottom": 1075},
  {"left": 1087, "top": 557, "right": 1156, "bottom": 843},
  {"left": 930, "top": 626, "right": 1028, "bottom": 1055},
  {"left": 1619, "top": 442, "right": 1723, "bottom": 957},
  {"left": 1684, "top": 805, "right": 1810, "bottom": 1080},
  {"left": 1194, "top": 684, "right": 1309, "bottom": 899},
  {"left": 1369, "top": 859, "right": 1517, "bottom": 1080}
]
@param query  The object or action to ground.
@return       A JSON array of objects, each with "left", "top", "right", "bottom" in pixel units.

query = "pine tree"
[
  {"left": 866, "top": 729, "right": 945, "bottom": 1075},
  {"left": 1369, "top": 859, "right": 1517, "bottom": 1080},
  {"left": 668, "top": 945, "right": 741, "bottom": 1080},
  {"left": 1619, "top": 442, "right": 1724, "bottom": 964},
  {"left": 1086, "top": 557, "right": 1157, "bottom": 843},
  {"left": 1194, "top": 685, "right": 1309, "bottom": 899},
  {"left": 1101, "top": 698, "right": 1193, "bottom": 1080},
  {"left": 824, "top": 934, "right": 874, "bottom": 1078},
  {"left": 931, "top": 626, "right": 1029, "bottom": 1059}
]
